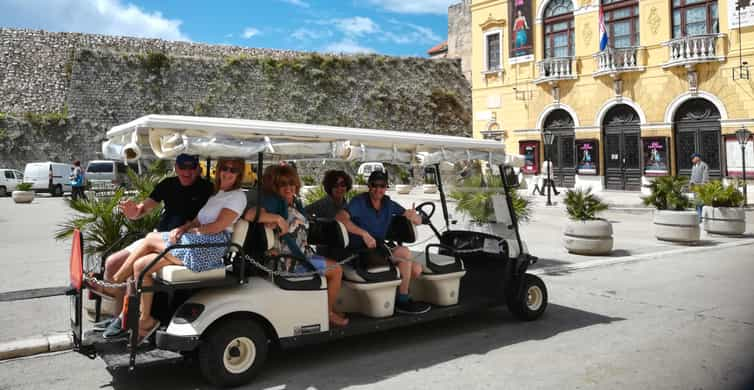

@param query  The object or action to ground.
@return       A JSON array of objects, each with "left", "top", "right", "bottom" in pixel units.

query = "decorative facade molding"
[
  {"left": 663, "top": 91, "right": 729, "bottom": 123},
  {"left": 594, "top": 97, "right": 648, "bottom": 126},
  {"left": 582, "top": 23, "right": 593, "bottom": 47},
  {"left": 480, "top": 13, "right": 506, "bottom": 31},
  {"left": 535, "top": 102, "right": 581, "bottom": 129},
  {"left": 648, "top": 7, "right": 661, "bottom": 35}
]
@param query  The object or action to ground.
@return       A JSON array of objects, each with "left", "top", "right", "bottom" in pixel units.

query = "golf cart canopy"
[{"left": 103, "top": 115, "right": 522, "bottom": 167}]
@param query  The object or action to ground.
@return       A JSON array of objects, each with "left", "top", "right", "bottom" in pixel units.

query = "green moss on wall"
[{"left": 23, "top": 105, "right": 69, "bottom": 129}]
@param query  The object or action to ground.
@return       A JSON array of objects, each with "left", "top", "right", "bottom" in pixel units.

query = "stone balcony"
[
  {"left": 662, "top": 33, "right": 726, "bottom": 69},
  {"left": 592, "top": 47, "right": 646, "bottom": 78},
  {"left": 534, "top": 57, "right": 577, "bottom": 85}
]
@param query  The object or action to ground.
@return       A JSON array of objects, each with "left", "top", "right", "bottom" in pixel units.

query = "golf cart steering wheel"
[{"left": 415, "top": 201, "right": 436, "bottom": 224}]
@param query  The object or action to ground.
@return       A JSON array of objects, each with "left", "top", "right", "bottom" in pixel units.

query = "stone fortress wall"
[{"left": 0, "top": 28, "right": 472, "bottom": 169}]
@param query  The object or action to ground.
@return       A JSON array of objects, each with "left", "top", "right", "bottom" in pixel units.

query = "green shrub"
[
  {"left": 424, "top": 174, "right": 436, "bottom": 185},
  {"left": 301, "top": 175, "right": 317, "bottom": 186},
  {"left": 302, "top": 185, "right": 326, "bottom": 206},
  {"left": 397, "top": 168, "right": 410, "bottom": 184},
  {"left": 15, "top": 182, "right": 33, "bottom": 191},
  {"left": 641, "top": 176, "right": 692, "bottom": 210},
  {"left": 564, "top": 188, "right": 608, "bottom": 220},
  {"left": 355, "top": 175, "right": 367, "bottom": 185},
  {"left": 450, "top": 175, "right": 530, "bottom": 223},
  {"left": 692, "top": 180, "right": 744, "bottom": 207}
]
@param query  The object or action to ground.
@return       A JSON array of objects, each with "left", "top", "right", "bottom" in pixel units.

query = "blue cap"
[
  {"left": 368, "top": 170, "right": 388, "bottom": 184},
  {"left": 690, "top": 153, "right": 702, "bottom": 159},
  {"left": 176, "top": 154, "right": 199, "bottom": 168}
]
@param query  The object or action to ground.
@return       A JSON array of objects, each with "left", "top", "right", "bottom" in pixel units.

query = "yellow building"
[{"left": 471, "top": 0, "right": 754, "bottom": 191}]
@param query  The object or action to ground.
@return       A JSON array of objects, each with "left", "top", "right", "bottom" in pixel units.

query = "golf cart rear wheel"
[
  {"left": 199, "top": 319, "right": 269, "bottom": 387},
  {"left": 507, "top": 273, "right": 547, "bottom": 321}
]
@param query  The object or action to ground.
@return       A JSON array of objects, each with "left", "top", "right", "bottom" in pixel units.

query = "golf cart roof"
[{"left": 103, "top": 115, "right": 521, "bottom": 167}]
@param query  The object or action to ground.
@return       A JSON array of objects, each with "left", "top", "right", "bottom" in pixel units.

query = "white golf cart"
[{"left": 68, "top": 115, "right": 547, "bottom": 387}]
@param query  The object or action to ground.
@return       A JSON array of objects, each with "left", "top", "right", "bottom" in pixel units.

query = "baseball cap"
[
  {"left": 176, "top": 154, "right": 199, "bottom": 169},
  {"left": 368, "top": 170, "right": 388, "bottom": 184},
  {"left": 690, "top": 152, "right": 702, "bottom": 159}
]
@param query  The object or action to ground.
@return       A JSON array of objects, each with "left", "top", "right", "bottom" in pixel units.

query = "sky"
[{"left": 0, "top": 0, "right": 457, "bottom": 57}]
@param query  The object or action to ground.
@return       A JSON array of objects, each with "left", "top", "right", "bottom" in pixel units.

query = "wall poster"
[
  {"left": 576, "top": 140, "right": 598, "bottom": 175},
  {"left": 509, "top": 0, "right": 534, "bottom": 64},
  {"left": 643, "top": 138, "right": 669, "bottom": 176},
  {"left": 729, "top": 0, "right": 754, "bottom": 28},
  {"left": 519, "top": 140, "right": 540, "bottom": 174},
  {"left": 724, "top": 135, "right": 754, "bottom": 176}
]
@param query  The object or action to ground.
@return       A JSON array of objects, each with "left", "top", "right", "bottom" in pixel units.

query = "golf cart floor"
[{"left": 83, "top": 330, "right": 183, "bottom": 371}]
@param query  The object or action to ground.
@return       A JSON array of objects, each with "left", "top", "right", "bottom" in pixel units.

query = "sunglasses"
[
  {"left": 219, "top": 166, "right": 241, "bottom": 174},
  {"left": 277, "top": 180, "right": 296, "bottom": 187},
  {"left": 335, "top": 181, "right": 348, "bottom": 188},
  {"left": 369, "top": 182, "right": 387, "bottom": 189}
]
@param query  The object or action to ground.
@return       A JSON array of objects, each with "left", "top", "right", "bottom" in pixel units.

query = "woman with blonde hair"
[{"left": 112, "top": 158, "right": 247, "bottom": 342}]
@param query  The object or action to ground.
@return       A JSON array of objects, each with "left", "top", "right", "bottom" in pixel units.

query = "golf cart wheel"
[
  {"left": 507, "top": 273, "right": 547, "bottom": 321},
  {"left": 53, "top": 185, "right": 63, "bottom": 197},
  {"left": 199, "top": 318, "right": 269, "bottom": 387}
]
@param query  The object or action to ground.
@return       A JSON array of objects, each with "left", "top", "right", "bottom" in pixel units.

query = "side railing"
[
  {"left": 534, "top": 57, "right": 576, "bottom": 84},
  {"left": 663, "top": 34, "right": 726, "bottom": 68},
  {"left": 593, "top": 47, "right": 644, "bottom": 77}
]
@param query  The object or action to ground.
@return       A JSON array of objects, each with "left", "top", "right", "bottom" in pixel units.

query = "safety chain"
[
  {"left": 83, "top": 273, "right": 130, "bottom": 289},
  {"left": 242, "top": 252, "right": 359, "bottom": 279}
]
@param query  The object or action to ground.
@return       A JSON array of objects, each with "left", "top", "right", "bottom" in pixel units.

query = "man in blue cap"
[
  {"left": 689, "top": 152, "right": 709, "bottom": 222},
  {"left": 90, "top": 154, "right": 214, "bottom": 337}
]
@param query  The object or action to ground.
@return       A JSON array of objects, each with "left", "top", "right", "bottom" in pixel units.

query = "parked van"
[
  {"left": 23, "top": 162, "right": 72, "bottom": 196},
  {"left": 86, "top": 160, "right": 138, "bottom": 190},
  {"left": 357, "top": 162, "right": 384, "bottom": 178},
  {"left": 0, "top": 169, "right": 24, "bottom": 196}
]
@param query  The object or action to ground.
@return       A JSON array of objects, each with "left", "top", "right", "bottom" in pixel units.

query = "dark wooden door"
[
  {"left": 544, "top": 109, "right": 575, "bottom": 188},
  {"left": 674, "top": 99, "right": 722, "bottom": 179},
  {"left": 603, "top": 105, "right": 642, "bottom": 191}
]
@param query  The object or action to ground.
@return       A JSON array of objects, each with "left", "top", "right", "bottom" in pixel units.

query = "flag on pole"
[{"left": 599, "top": 6, "right": 609, "bottom": 51}]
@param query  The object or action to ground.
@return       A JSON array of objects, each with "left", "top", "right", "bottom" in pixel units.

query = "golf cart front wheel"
[
  {"left": 198, "top": 318, "right": 269, "bottom": 387},
  {"left": 507, "top": 273, "right": 547, "bottom": 321}
]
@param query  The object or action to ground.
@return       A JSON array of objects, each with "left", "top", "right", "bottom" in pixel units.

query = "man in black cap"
[
  {"left": 336, "top": 170, "right": 430, "bottom": 315},
  {"left": 91, "top": 153, "right": 214, "bottom": 337}
]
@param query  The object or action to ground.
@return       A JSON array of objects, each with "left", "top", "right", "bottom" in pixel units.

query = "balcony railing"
[
  {"left": 534, "top": 57, "right": 576, "bottom": 84},
  {"left": 592, "top": 47, "right": 645, "bottom": 77},
  {"left": 662, "top": 34, "right": 726, "bottom": 68}
]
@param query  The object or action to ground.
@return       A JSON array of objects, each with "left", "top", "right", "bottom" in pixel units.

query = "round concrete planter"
[
  {"left": 562, "top": 219, "right": 613, "bottom": 255},
  {"left": 653, "top": 210, "right": 700, "bottom": 243},
  {"left": 423, "top": 184, "right": 438, "bottom": 194},
  {"left": 11, "top": 190, "right": 34, "bottom": 204},
  {"left": 702, "top": 206, "right": 746, "bottom": 235},
  {"left": 396, "top": 184, "right": 412, "bottom": 194}
]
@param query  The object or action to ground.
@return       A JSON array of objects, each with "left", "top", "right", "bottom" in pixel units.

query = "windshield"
[{"left": 87, "top": 162, "right": 114, "bottom": 173}]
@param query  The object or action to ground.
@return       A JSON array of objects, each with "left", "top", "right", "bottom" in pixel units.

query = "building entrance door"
[
  {"left": 603, "top": 105, "right": 642, "bottom": 191},
  {"left": 543, "top": 109, "right": 575, "bottom": 188},
  {"left": 674, "top": 99, "right": 722, "bottom": 179}
]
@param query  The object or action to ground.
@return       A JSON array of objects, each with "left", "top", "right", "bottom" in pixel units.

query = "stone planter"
[
  {"left": 653, "top": 210, "right": 700, "bottom": 243},
  {"left": 423, "top": 184, "right": 438, "bottom": 194},
  {"left": 396, "top": 184, "right": 412, "bottom": 194},
  {"left": 562, "top": 219, "right": 613, "bottom": 255},
  {"left": 11, "top": 190, "right": 34, "bottom": 204},
  {"left": 702, "top": 206, "right": 746, "bottom": 235}
]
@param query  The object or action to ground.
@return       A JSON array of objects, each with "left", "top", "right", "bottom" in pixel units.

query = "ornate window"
[
  {"left": 544, "top": 0, "right": 575, "bottom": 58},
  {"left": 672, "top": 0, "right": 718, "bottom": 38},
  {"left": 602, "top": 0, "right": 639, "bottom": 48},
  {"left": 485, "top": 31, "right": 502, "bottom": 70}
]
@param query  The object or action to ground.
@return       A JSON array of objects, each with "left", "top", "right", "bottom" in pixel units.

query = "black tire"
[
  {"left": 507, "top": 273, "right": 547, "bottom": 321},
  {"left": 52, "top": 185, "right": 63, "bottom": 197},
  {"left": 0, "top": 186, "right": 6, "bottom": 197},
  {"left": 198, "top": 318, "right": 269, "bottom": 387}
]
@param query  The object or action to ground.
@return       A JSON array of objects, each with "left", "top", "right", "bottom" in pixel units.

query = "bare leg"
[
  {"left": 113, "top": 232, "right": 165, "bottom": 283},
  {"left": 133, "top": 253, "right": 181, "bottom": 336},
  {"left": 323, "top": 259, "right": 347, "bottom": 326},
  {"left": 102, "top": 249, "right": 129, "bottom": 313},
  {"left": 391, "top": 246, "right": 420, "bottom": 295}
]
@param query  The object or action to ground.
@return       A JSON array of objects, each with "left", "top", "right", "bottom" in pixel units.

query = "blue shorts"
[{"left": 293, "top": 255, "right": 328, "bottom": 275}]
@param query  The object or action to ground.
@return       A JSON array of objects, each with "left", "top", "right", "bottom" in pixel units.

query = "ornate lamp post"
[
  {"left": 736, "top": 126, "right": 751, "bottom": 206},
  {"left": 543, "top": 129, "right": 556, "bottom": 206}
]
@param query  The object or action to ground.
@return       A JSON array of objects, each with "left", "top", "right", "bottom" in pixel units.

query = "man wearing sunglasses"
[
  {"left": 336, "top": 171, "right": 430, "bottom": 315},
  {"left": 90, "top": 153, "right": 214, "bottom": 338}
]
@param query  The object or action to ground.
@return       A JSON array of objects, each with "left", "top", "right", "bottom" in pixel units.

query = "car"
[
  {"left": 23, "top": 161, "right": 72, "bottom": 196},
  {"left": 85, "top": 160, "right": 140, "bottom": 191},
  {"left": 0, "top": 168, "right": 24, "bottom": 196},
  {"left": 69, "top": 115, "right": 545, "bottom": 387},
  {"left": 357, "top": 162, "right": 385, "bottom": 179}
]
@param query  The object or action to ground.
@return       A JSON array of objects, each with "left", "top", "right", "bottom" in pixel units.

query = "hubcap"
[
  {"left": 526, "top": 286, "right": 543, "bottom": 311},
  {"left": 223, "top": 337, "right": 256, "bottom": 374}
]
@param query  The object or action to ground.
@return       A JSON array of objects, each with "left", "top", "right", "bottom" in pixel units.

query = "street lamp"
[
  {"left": 543, "top": 129, "right": 556, "bottom": 206},
  {"left": 735, "top": 126, "right": 751, "bottom": 206}
]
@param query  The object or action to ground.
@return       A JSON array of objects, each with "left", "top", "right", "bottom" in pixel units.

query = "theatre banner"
[
  {"left": 576, "top": 140, "right": 598, "bottom": 175},
  {"left": 509, "top": 0, "right": 534, "bottom": 64},
  {"left": 724, "top": 135, "right": 754, "bottom": 176},
  {"left": 643, "top": 138, "right": 669, "bottom": 176},
  {"left": 519, "top": 140, "right": 540, "bottom": 174}
]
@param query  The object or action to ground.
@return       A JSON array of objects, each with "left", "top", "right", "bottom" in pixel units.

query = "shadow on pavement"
[{"left": 107, "top": 304, "right": 624, "bottom": 390}]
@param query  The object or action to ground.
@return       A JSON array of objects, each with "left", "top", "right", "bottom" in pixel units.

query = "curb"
[
  {"left": 531, "top": 238, "right": 754, "bottom": 276},
  {"left": 0, "top": 332, "right": 72, "bottom": 361}
]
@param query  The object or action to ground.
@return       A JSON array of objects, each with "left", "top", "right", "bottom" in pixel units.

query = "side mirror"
[{"left": 502, "top": 166, "right": 519, "bottom": 188}]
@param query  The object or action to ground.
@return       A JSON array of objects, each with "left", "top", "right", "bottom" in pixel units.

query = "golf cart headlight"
[{"left": 174, "top": 303, "right": 204, "bottom": 324}]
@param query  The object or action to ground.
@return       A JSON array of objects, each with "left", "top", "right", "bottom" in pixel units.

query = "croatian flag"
[{"left": 599, "top": 6, "right": 609, "bottom": 51}]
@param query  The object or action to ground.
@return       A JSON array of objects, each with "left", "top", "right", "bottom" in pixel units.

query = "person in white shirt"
[{"left": 111, "top": 158, "right": 247, "bottom": 343}]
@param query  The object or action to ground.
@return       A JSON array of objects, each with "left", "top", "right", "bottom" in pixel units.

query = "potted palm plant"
[
  {"left": 562, "top": 188, "right": 612, "bottom": 255},
  {"left": 450, "top": 175, "right": 531, "bottom": 235},
  {"left": 395, "top": 168, "right": 412, "bottom": 194},
  {"left": 300, "top": 175, "right": 318, "bottom": 196},
  {"left": 642, "top": 176, "right": 698, "bottom": 243},
  {"left": 12, "top": 182, "right": 35, "bottom": 204},
  {"left": 693, "top": 180, "right": 746, "bottom": 235},
  {"left": 423, "top": 172, "right": 438, "bottom": 194}
]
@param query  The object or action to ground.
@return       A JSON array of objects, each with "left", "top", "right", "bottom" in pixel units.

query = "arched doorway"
[
  {"left": 673, "top": 98, "right": 722, "bottom": 179},
  {"left": 543, "top": 109, "right": 576, "bottom": 188},
  {"left": 603, "top": 104, "right": 641, "bottom": 191}
]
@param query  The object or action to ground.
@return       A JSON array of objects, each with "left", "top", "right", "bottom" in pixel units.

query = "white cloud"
[
  {"left": 279, "top": 0, "right": 310, "bottom": 8},
  {"left": 323, "top": 39, "right": 375, "bottom": 54},
  {"left": 0, "top": 0, "right": 190, "bottom": 41},
  {"left": 367, "top": 0, "right": 456, "bottom": 15},
  {"left": 242, "top": 27, "right": 260, "bottom": 39},
  {"left": 291, "top": 28, "right": 332, "bottom": 41},
  {"left": 383, "top": 21, "right": 442, "bottom": 44},
  {"left": 326, "top": 17, "right": 380, "bottom": 37}
]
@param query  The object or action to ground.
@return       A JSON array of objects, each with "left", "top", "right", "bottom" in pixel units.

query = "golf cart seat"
[{"left": 387, "top": 216, "right": 466, "bottom": 306}]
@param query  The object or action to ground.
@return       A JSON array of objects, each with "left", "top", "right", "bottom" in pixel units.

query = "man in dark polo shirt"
[
  {"left": 91, "top": 153, "right": 213, "bottom": 337},
  {"left": 336, "top": 170, "right": 429, "bottom": 315}
]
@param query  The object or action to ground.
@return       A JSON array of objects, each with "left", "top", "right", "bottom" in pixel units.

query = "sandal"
[{"left": 137, "top": 320, "right": 161, "bottom": 345}]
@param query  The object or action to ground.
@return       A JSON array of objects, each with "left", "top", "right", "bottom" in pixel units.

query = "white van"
[
  {"left": 23, "top": 162, "right": 73, "bottom": 197},
  {"left": 357, "top": 162, "right": 384, "bottom": 178},
  {"left": 0, "top": 169, "right": 24, "bottom": 196}
]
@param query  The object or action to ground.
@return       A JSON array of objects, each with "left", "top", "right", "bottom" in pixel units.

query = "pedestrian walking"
[
  {"left": 70, "top": 160, "right": 86, "bottom": 200},
  {"left": 689, "top": 153, "right": 709, "bottom": 222}
]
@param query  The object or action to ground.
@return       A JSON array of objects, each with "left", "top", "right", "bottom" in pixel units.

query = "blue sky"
[{"left": 0, "top": 0, "right": 456, "bottom": 57}]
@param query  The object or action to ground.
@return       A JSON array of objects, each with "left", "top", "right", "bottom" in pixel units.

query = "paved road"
[{"left": 1, "top": 242, "right": 752, "bottom": 389}]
